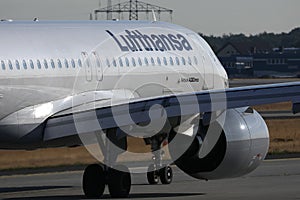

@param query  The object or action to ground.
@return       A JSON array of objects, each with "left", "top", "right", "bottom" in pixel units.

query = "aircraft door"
[
  {"left": 91, "top": 51, "right": 103, "bottom": 81},
  {"left": 81, "top": 52, "right": 92, "bottom": 82},
  {"left": 203, "top": 54, "right": 214, "bottom": 90},
  {"left": 187, "top": 33, "right": 212, "bottom": 90}
]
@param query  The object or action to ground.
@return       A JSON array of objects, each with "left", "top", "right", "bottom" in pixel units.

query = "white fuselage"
[{"left": 0, "top": 21, "right": 228, "bottom": 145}]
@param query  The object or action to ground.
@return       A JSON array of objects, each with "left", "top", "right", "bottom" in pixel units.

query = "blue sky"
[{"left": 0, "top": 0, "right": 299, "bottom": 36}]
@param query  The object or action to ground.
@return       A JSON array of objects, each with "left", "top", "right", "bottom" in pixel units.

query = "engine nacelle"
[{"left": 172, "top": 107, "right": 269, "bottom": 180}]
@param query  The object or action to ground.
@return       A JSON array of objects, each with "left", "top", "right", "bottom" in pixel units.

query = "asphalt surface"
[{"left": 0, "top": 159, "right": 299, "bottom": 200}]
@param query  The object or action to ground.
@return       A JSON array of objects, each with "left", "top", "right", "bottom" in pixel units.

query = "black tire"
[
  {"left": 147, "top": 164, "right": 159, "bottom": 185},
  {"left": 159, "top": 166, "right": 173, "bottom": 184},
  {"left": 82, "top": 164, "right": 105, "bottom": 198},
  {"left": 108, "top": 166, "right": 131, "bottom": 198}
]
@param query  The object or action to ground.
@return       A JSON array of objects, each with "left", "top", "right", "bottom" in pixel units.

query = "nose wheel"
[
  {"left": 147, "top": 164, "right": 160, "bottom": 184},
  {"left": 147, "top": 164, "right": 173, "bottom": 185},
  {"left": 146, "top": 134, "right": 174, "bottom": 185},
  {"left": 159, "top": 165, "right": 173, "bottom": 184}
]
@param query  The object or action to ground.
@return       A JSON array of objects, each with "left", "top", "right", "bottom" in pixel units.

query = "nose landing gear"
[
  {"left": 147, "top": 164, "right": 173, "bottom": 185},
  {"left": 146, "top": 135, "right": 173, "bottom": 185}
]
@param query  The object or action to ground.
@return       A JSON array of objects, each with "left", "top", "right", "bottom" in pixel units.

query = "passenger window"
[
  {"left": 51, "top": 59, "right": 55, "bottom": 69},
  {"left": 119, "top": 58, "right": 123, "bottom": 67},
  {"left": 175, "top": 57, "right": 180, "bottom": 65},
  {"left": 1, "top": 60, "right": 5, "bottom": 70},
  {"left": 144, "top": 57, "right": 149, "bottom": 66},
  {"left": 150, "top": 57, "right": 155, "bottom": 66},
  {"left": 170, "top": 57, "right": 174, "bottom": 66},
  {"left": 29, "top": 60, "right": 34, "bottom": 69},
  {"left": 125, "top": 58, "right": 130, "bottom": 67},
  {"left": 132, "top": 58, "right": 136, "bottom": 67},
  {"left": 138, "top": 57, "right": 142, "bottom": 66},
  {"left": 182, "top": 57, "right": 186, "bottom": 65},
  {"left": 157, "top": 57, "right": 161, "bottom": 66},
  {"left": 106, "top": 59, "right": 111, "bottom": 67},
  {"left": 188, "top": 57, "right": 192, "bottom": 65},
  {"left": 8, "top": 60, "right": 13, "bottom": 70},
  {"left": 194, "top": 56, "right": 198, "bottom": 65},
  {"left": 15, "top": 60, "right": 20, "bottom": 70},
  {"left": 78, "top": 59, "right": 82, "bottom": 68},
  {"left": 44, "top": 59, "right": 49, "bottom": 69},
  {"left": 58, "top": 59, "right": 62, "bottom": 68},
  {"left": 113, "top": 58, "right": 117, "bottom": 67},
  {"left": 22, "top": 60, "right": 27, "bottom": 70},
  {"left": 37, "top": 60, "right": 42, "bottom": 69},
  {"left": 163, "top": 57, "right": 168, "bottom": 66},
  {"left": 71, "top": 59, "right": 76, "bottom": 68},
  {"left": 64, "top": 59, "right": 69, "bottom": 68}
]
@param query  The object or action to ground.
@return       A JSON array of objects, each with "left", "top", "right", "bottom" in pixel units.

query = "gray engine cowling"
[{"left": 171, "top": 107, "right": 269, "bottom": 180}]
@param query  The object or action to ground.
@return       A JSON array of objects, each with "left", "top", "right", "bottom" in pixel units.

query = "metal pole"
[{"left": 107, "top": 0, "right": 112, "bottom": 20}]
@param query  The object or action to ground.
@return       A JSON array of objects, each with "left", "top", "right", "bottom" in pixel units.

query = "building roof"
[{"left": 217, "top": 40, "right": 272, "bottom": 56}]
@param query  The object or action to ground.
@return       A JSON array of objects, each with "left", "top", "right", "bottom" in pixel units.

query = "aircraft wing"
[{"left": 43, "top": 82, "right": 300, "bottom": 145}]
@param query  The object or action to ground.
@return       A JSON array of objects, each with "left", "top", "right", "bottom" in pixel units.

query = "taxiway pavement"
[{"left": 0, "top": 158, "right": 299, "bottom": 200}]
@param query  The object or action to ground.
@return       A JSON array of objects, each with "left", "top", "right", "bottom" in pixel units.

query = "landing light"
[
  {"left": 240, "top": 124, "right": 246, "bottom": 130},
  {"left": 34, "top": 102, "right": 54, "bottom": 118}
]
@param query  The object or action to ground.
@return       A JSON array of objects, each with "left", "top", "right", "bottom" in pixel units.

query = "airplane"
[{"left": 0, "top": 20, "right": 300, "bottom": 198}]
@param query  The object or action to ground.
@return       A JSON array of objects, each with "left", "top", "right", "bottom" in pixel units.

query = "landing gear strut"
[
  {"left": 146, "top": 134, "right": 173, "bottom": 185},
  {"left": 82, "top": 129, "right": 131, "bottom": 198}
]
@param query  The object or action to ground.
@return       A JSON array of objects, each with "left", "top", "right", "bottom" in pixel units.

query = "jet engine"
[{"left": 170, "top": 107, "right": 269, "bottom": 180}]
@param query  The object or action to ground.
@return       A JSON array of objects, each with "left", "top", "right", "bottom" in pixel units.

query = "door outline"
[
  {"left": 92, "top": 51, "right": 103, "bottom": 81},
  {"left": 187, "top": 33, "right": 214, "bottom": 90},
  {"left": 81, "top": 52, "right": 92, "bottom": 82}
]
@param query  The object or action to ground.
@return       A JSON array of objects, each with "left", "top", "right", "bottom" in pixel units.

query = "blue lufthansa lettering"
[
  {"left": 106, "top": 30, "right": 129, "bottom": 51},
  {"left": 106, "top": 30, "right": 193, "bottom": 52}
]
